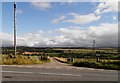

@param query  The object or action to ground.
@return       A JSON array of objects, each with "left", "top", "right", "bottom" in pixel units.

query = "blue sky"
[
  {"left": 2, "top": 2, "right": 117, "bottom": 34},
  {"left": 1, "top": 1, "right": 118, "bottom": 47}
]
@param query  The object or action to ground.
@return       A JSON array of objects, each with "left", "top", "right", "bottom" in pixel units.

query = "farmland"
[{"left": 1, "top": 46, "right": 120, "bottom": 70}]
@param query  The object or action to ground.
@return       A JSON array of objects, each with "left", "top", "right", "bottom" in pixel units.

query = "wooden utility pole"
[{"left": 14, "top": 2, "right": 16, "bottom": 56}]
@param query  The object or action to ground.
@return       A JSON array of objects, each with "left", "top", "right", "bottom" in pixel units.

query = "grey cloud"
[{"left": 1, "top": 23, "right": 118, "bottom": 47}]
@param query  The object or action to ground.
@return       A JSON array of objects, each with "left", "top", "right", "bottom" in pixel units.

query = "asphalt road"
[{"left": 1, "top": 58, "right": 118, "bottom": 81}]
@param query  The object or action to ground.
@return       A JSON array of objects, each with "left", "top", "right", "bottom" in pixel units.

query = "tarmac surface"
[{"left": 1, "top": 58, "right": 118, "bottom": 81}]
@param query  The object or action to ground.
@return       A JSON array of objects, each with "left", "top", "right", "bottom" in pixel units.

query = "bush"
[
  {"left": 2, "top": 55, "right": 49, "bottom": 65},
  {"left": 72, "top": 60, "right": 119, "bottom": 70}
]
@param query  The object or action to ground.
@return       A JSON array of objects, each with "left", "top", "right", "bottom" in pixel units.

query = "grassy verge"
[
  {"left": 72, "top": 59, "right": 120, "bottom": 70},
  {"left": 54, "top": 57, "right": 119, "bottom": 70},
  {"left": 1, "top": 55, "right": 50, "bottom": 65}
]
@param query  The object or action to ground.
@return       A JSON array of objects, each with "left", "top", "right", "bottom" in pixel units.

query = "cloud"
[
  {"left": 0, "top": 33, "right": 13, "bottom": 46},
  {"left": 64, "top": 13, "right": 101, "bottom": 25},
  {"left": 52, "top": 13, "right": 101, "bottom": 25},
  {"left": 52, "top": 16, "right": 65, "bottom": 24},
  {"left": 38, "top": 30, "right": 44, "bottom": 34},
  {"left": 60, "top": 1, "right": 77, "bottom": 5},
  {"left": 31, "top": 2, "right": 52, "bottom": 10},
  {"left": 113, "top": 16, "right": 117, "bottom": 20},
  {"left": 17, "top": 32, "right": 51, "bottom": 47},
  {"left": 54, "top": 23, "right": 118, "bottom": 47},
  {"left": 95, "top": 1, "right": 118, "bottom": 15},
  {"left": 1, "top": 23, "right": 118, "bottom": 47},
  {"left": 52, "top": 1, "right": 118, "bottom": 25},
  {"left": 92, "top": 0, "right": 119, "bottom": 3}
]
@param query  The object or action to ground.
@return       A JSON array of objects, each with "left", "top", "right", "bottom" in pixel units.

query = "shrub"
[
  {"left": 72, "top": 60, "right": 120, "bottom": 70},
  {"left": 2, "top": 55, "right": 50, "bottom": 65}
]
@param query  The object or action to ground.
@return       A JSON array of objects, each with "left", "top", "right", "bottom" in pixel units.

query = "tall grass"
[
  {"left": 72, "top": 59, "right": 120, "bottom": 70},
  {"left": 54, "top": 57, "right": 119, "bottom": 70},
  {"left": 1, "top": 55, "right": 50, "bottom": 65},
  {"left": 54, "top": 57, "right": 67, "bottom": 63}
]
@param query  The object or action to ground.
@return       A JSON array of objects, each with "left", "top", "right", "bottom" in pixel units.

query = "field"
[
  {"left": 52, "top": 47, "right": 120, "bottom": 70},
  {"left": 1, "top": 47, "right": 120, "bottom": 70},
  {"left": 54, "top": 57, "right": 119, "bottom": 70}
]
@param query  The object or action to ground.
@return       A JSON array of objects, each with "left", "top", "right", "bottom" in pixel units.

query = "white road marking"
[
  {"left": 45, "top": 67, "right": 52, "bottom": 69},
  {"left": 2, "top": 71, "right": 81, "bottom": 77},
  {"left": 87, "top": 68, "right": 95, "bottom": 70},
  {"left": 18, "top": 66, "right": 24, "bottom": 67},
  {"left": 55, "top": 67, "right": 62, "bottom": 69},
  {"left": 38, "top": 66, "right": 44, "bottom": 68}
]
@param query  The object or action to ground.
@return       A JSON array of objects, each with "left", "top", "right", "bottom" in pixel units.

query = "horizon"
[{"left": 1, "top": 46, "right": 118, "bottom": 48}]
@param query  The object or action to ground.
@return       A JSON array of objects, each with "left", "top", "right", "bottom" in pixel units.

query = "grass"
[
  {"left": 55, "top": 57, "right": 120, "bottom": 70},
  {"left": 53, "top": 48, "right": 118, "bottom": 54},
  {"left": 1, "top": 55, "right": 50, "bottom": 65},
  {"left": 54, "top": 57, "right": 67, "bottom": 63},
  {"left": 72, "top": 59, "right": 120, "bottom": 70}
]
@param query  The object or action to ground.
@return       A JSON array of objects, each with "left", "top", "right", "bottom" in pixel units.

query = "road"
[{"left": 2, "top": 58, "right": 118, "bottom": 81}]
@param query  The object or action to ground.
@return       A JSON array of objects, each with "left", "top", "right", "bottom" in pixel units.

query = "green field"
[{"left": 1, "top": 47, "right": 120, "bottom": 70}]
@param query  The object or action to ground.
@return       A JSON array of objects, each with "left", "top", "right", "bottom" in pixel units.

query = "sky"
[{"left": 1, "top": 0, "right": 119, "bottom": 47}]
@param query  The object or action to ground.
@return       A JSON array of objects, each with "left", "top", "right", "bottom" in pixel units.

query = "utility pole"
[
  {"left": 93, "top": 40, "right": 95, "bottom": 50},
  {"left": 14, "top": 2, "right": 17, "bottom": 56},
  {"left": 93, "top": 39, "right": 99, "bottom": 62},
  {"left": 93, "top": 39, "right": 95, "bottom": 56}
]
